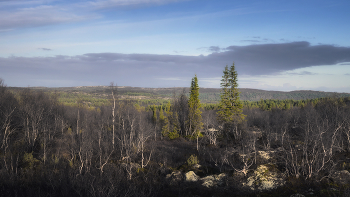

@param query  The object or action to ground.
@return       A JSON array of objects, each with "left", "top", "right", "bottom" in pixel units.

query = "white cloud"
[{"left": 89, "top": 0, "right": 185, "bottom": 9}]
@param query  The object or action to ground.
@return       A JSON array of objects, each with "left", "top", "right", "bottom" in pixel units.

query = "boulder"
[
  {"left": 201, "top": 173, "right": 226, "bottom": 188},
  {"left": 185, "top": 171, "right": 199, "bottom": 182},
  {"left": 258, "top": 150, "right": 273, "bottom": 160},
  {"left": 244, "top": 164, "right": 285, "bottom": 191}
]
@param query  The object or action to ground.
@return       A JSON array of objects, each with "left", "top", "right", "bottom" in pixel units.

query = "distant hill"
[{"left": 7, "top": 86, "right": 350, "bottom": 103}]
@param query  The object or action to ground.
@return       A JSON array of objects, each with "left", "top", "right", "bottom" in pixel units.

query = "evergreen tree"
[
  {"left": 188, "top": 75, "right": 203, "bottom": 149},
  {"left": 159, "top": 107, "right": 165, "bottom": 124},
  {"left": 152, "top": 105, "right": 157, "bottom": 124},
  {"left": 168, "top": 112, "right": 180, "bottom": 140},
  {"left": 162, "top": 114, "right": 170, "bottom": 137},
  {"left": 217, "top": 63, "right": 245, "bottom": 126},
  {"left": 161, "top": 102, "right": 180, "bottom": 140},
  {"left": 152, "top": 105, "right": 158, "bottom": 140}
]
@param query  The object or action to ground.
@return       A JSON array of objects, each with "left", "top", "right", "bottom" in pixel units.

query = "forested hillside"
[
  {"left": 2, "top": 80, "right": 350, "bottom": 196},
  {"left": 8, "top": 86, "right": 350, "bottom": 105}
]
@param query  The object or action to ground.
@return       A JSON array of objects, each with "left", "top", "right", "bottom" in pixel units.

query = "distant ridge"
[{"left": 7, "top": 86, "right": 350, "bottom": 102}]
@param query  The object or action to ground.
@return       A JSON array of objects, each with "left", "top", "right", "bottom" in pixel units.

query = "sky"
[{"left": 1, "top": 0, "right": 350, "bottom": 92}]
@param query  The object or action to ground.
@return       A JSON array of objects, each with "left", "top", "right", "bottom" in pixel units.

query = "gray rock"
[
  {"left": 244, "top": 164, "right": 285, "bottom": 191},
  {"left": 200, "top": 173, "right": 226, "bottom": 188},
  {"left": 193, "top": 164, "right": 201, "bottom": 169},
  {"left": 185, "top": 171, "right": 199, "bottom": 182}
]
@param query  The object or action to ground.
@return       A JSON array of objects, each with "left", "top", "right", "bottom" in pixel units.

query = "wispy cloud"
[
  {"left": 38, "top": 48, "right": 52, "bottom": 51},
  {"left": 197, "top": 46, "right": 226, "bottom": 53},
  {"left": 240, "top": 40, "right": 261, "bottom": 43},
  {"left": 208, "top": 46, "right": 221, "bottom": 53},
  {"left": 88, "top": 0, "right": 186, "bottom": 10},
  {"left": 286, "top": 71, "right": 316, "bottom": 76},
  {"left": 0, "top": 5, "right": 91, "bottom": 30}
]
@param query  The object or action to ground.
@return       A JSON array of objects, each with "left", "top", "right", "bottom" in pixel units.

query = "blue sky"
[{"left": 1, "top": 0, "right": 350, "bottom": 92}]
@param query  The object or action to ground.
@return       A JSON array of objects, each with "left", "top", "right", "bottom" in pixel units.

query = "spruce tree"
[
  {"left": 217, "top": 63, "right": 245, "bottom": 126},
  {"left": 152, "top": 105, "right": 157, "bottom": 124},
  {"left": 188, "top": 75, "right": 203, "bottom": 149}
]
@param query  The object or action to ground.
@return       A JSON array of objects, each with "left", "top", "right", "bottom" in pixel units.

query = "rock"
[
  {"left": 331, "top": 170, "right": 350, "bottom": 185},
  {"left": 244, "top": 164, "right": 285, "bottom": 191},
  {"left": 258, "top": 151, "right": 273, "bottom": 160},
  {"left": 193, "top": 164, "right": 201, "bottom": 169},
  {"left": 201, "top": 175, "right": 215, "bottom": 188},
  {"left": 185, "top": 171, "right": 199, "bottom": 182},
  {"left": 201, "top": 173, "right": 226, "bottom": 188},
  {"left": 166, "top": 170, "right": 183, "bottom": 184}
]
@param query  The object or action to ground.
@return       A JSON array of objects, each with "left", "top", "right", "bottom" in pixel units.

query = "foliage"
[
  {"left": 23, "top": 152, "right": 40, "bottom": 170},
  {"left": 217, "top": 63, "right": 245, "bottom": 136},
  {"left": 187, "top": 75, "right": 203, "bottom": 138},
  {"left": 187, "top": 154, "right": 199, "bottom": 166},
  {"left": 162, "top": 102, "right": 181, "bottom": 139}
]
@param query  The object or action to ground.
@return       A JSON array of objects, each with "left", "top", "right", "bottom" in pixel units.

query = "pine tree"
[
  {"left": 162, "top": 114, "right": 170, "bottom": 137},
  {"left": 188, "top": 75, "right": 203, "bottom": 149},
  {"left": 152, "top": 105, "right": 158, "bottom": 140},
  {"left": 152, "top": 105, "right": 157, "bottom": 124},
  {"left": 168, "top": 112, "right": 180, "bottom": 140},
  {"left": 217, "top": 63, "right": 245, "bottom": 126},
  {"left": 161, "top": 102, "right": 180, "bottom": 140},
  {"left": 159, "top": 107, "right": 165, "bottom": 123}
]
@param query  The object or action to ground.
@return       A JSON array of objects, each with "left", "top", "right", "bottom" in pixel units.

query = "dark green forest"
[{"left": 2, "top": 77, "right": 350, "bottom": 196}]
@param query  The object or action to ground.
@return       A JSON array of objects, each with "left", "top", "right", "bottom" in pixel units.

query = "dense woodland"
[{"left": 1, "top": 74, "right": 350, "bottom": 196}]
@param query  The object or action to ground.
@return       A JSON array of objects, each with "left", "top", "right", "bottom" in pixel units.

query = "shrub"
[{"left": 187, "top": 155, "right": 199, "bottom": 166}]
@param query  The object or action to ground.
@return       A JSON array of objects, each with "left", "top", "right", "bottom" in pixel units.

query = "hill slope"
[{"left": 8, "top": 86, "right": 350, "bottom": 103}]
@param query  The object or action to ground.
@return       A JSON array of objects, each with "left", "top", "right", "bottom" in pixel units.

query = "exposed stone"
[
  {"left": 331, "top": 170, "right": 350, "bottom": 185},
  {"left": 201, "top": 173, "right": 226, "bottom": 188},
  {"left": 193, "top": 164, "right": 201, "bottom": 169},
  {"left": 258, "top": 151, "right": 273, "bottom": 160},
  {"left": 185, "top": 171, "right": 199, "bottom": 182},
  {"left": 244, "top": 164, "right": 285, "bottom": 191}
]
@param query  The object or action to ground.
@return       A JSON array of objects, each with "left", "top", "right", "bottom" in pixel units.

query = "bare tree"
[
  {"left": 202, "top": 110, "right": 219, "bottom": 145},
  {"left": 110, "top": 82, "right": 118, "bottom": 147}
]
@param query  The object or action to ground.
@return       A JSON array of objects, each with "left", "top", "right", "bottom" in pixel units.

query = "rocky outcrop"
[
  {"left": 258, "top": 150, "right": 273, "bottom": 160},
  {"left": 201, "top": 173, "right": 226, "bottom": 188},
  {"left": 245, "top": 164, "right": 285, "bottom": 191},
  {"left": 172, "top": 170, "right": 227, "bottom": 188},
  {"left": 185, "top": 171, "right": 199, "bottom": 182}
]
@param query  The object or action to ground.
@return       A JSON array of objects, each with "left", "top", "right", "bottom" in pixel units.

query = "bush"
[{"left": 187, "top": 155, "right": 199, "bottom": 166}]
